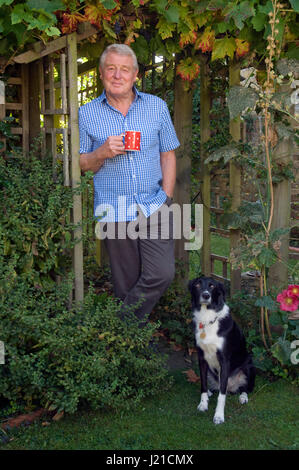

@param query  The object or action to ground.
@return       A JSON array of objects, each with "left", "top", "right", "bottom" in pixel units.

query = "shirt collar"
[{"left": 98, "top": 86, "right": 142, "bottom": 104}]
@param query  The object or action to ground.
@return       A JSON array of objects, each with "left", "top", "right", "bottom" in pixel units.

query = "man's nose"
[{"left": 113, "top": 68, "right": 122, "bottom": 78}]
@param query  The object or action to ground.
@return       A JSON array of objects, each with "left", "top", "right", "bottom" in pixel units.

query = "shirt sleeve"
[
  {"left": 78, "top": 107, "right": 93, "bottom": 154},
  {"left": 159, "top": 101, "right": 180, "bottom": 153}
]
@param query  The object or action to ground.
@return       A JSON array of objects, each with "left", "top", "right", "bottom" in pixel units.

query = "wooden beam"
[
  {"left": 13, "top": 23, "right": 98, "bottom": 65},
  {"left": 0, "top": 79, "right": 6, "bottom": 152},
  {"left": 14, "top": 36, "right": 67, "bottom": 64},
  {"left": 229, "top": 61, "right": 241, "bottom": 294},
  {"left": 67, "top": 33, "right": 84, "bottom": 303},
  {"left": 21, "top": 64, "right": 29, "bottom": 155},
  {"left": 28, "top": 61, "right": 42, "bottom": 144}
]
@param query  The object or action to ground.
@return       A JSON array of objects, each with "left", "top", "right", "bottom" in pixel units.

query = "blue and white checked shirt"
[{"left": 78, "top": 87, "right": 180, "bottom": 222}]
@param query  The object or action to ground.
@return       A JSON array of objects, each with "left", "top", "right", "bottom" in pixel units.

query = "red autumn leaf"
[
  {"left": 179, "top": 30, "right": 197, "bottom": 48},
  {"left": 235, "top": 38, "right": 250, "bottom": 58},
  {"left": 84, "top": 2, "right": 119, "bottom": 27},
  {"left": 61, "top": 12, "right": 86, "bottom": 34},
  {"left": 183, "top": 369, "right": 200, "bottom": 383},
  {"left": 195, "top": 27, "right": 215, "bottom": 53},
  {"left": 177, "top": 58, "right": 200, "bottom": 82}
]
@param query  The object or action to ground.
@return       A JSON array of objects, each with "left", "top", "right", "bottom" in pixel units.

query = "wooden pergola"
[{"left": 1, "top": 23, "right": 296, "bottom": 302}]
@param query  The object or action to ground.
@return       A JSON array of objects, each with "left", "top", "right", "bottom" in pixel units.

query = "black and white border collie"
[{"left": 189, "top": 276, "right": 256, "bottom": 424}]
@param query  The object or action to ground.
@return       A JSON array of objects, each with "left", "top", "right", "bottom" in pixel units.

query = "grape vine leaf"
[
  {"left": 227, "top": 85, "right": 259, "bottom": 119},
  {"left": 211, "top": 37, "right": 236, "bottom": 61}
]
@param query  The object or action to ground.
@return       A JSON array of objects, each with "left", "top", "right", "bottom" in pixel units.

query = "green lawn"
[
  {"left": 2, "top": 371, "right": 298, "bottom": 450},
  {"left": 190, "top": 233, "right": 230, "bottom": 279}
]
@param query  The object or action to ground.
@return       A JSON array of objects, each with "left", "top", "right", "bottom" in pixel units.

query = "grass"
[{"left": 1, "top": 370, "right": 298, "bottom": 450}]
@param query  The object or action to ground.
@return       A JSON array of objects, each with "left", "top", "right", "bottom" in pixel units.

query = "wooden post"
[
  {"left": 200, "top": 55, "right": 211, "bottom": 276},
  {"left": 28, "top": 61, "right": 42, "bottom": 145},
  {"left": 229, "top": 61, "right": 241, "bottom": 294},
  {"left": 21, "top": 64, "right": 29, "bottom": 155},
  {"left": 0, "top": 79, "right": 5, "bottom": 152},
  {"left": 268, "top": 140, "right": 291, "bottom": 288},
  {"left": 67, "top": 33, "right": 84, "bottom": 302},
  {"left": 173, "top": 73, "right": 193, "bottom": 279}
]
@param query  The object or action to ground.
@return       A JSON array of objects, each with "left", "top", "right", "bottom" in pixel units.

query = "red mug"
[{"left": 124, "top": 130, "right": 141, "bottom": 151}]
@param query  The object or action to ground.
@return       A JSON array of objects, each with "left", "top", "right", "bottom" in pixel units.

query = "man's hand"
[
  {"left": 101, "top": 134, "right": 125, "bottom": 159},
  {"left": 80, "top": 134, "right": 125, "bottom": 174}
]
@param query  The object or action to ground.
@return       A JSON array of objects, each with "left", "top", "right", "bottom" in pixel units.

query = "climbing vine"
[{"left": 0, "top": 1, "right": 298, "bottom": 76}]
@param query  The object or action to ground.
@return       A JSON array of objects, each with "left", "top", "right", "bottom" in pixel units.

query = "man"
[{"left": 79, "top": 44, "right": 180, "bottom": 322}]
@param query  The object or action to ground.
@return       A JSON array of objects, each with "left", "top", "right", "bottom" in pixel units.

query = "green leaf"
[
  {"left": 11, "top": 4, "right": 32, "bottom": 24},
  {"left": 259, "top": 247, "right": 276, "bottom": 267},
  {"left": 289, "top": 0, "right": 299, "bottom": 12},
  {"left": 205, "top": 143, "right": 240, "bottom": 164},
  {"left": 101, "top": 0, "right": 117, "bottom": 8},
  {"left": 291, "top": 324, "right": 299, "bottom": 339},
  {"left": 269, "top": 227, "right": 290, "bottom": 242},
  {"left": 45, "top": 26, "right": 60, "bottom": 37},
  {"left": 26, "top": 0, "right": 64, "bottom": 13},
  {"left": 255, "top": 296, "right": 277, "bottom": 311},
  {"left": 227, "top": 85, "right": 259, "bottom": 119},
  {"left": 211, "top": 37, "right": 236, "bottom": 61},
  {"left": 131, "top": 35, "right": 150, "bottom": 65},
  {"left": 258, "top": 0, "right": 273, "bottom": 15},
  {"left": 251, "top": 12, "right": 267, "bottom": 32},
  {"left": 163, "top": 5, "right": 180, "bottom": 23},
  {"left": 271, "top": 338, "right": 292, "bottom": 365},
  {"left": 224, "top": 1, "right": 255, "bottom": 30},
  {"left": 0, "top": 0, "right": 14, "bottom": 5}
]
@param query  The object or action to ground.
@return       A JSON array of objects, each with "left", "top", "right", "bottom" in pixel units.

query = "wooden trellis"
[
  {"left": 1, "top": 26, "right": 296, "bottom": 301},
  {"left": 2, "top": 25, "right": 99, "bottom": 302}
]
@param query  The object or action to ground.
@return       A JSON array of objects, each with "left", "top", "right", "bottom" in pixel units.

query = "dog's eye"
[
  {"left": 209, "top": 284, "right": 214, "bottom": 289},
  {"left": 195, "top": 283, "right": 201, "bottom": 288}
]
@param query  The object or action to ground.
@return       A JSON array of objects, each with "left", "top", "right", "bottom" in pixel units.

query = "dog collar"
[{"left": 199, "top": 317, "right": 217, "bottom": 339}]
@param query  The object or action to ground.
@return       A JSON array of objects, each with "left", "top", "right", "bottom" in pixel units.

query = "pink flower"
[
  {"left": 277, "top": 289, "right": 299, "bottom": 312},
  {"left": 287, "top": 285, "right": 299, "bottom": 298}
]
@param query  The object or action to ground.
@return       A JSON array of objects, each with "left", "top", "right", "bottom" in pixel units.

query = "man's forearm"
[
  {"left": 80, "top": 147, "right": 106, "bottom": 174},
  {"left": 160, "top": 150, "right": 176, "bottom": 198},
  {"left": 80, "top": 135, "right": 125, "bottom": 174}
]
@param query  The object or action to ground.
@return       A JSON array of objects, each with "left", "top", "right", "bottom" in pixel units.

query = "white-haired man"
[{"left": 79, "top": 44, "right": 180, "bottom": 322}]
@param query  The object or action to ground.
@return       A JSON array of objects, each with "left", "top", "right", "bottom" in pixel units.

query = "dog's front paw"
[
  {"left": 239, "top": 392, "right": 248, "bottom": 404},
  {"left": 197, "top": 401, "right": 208, "bottom": 412},
  {"left": 197, "top": 392, "right": 209, "bottom": 412},
  {"left": 213, "top": 414, "right": 225, "bottom": 425}
]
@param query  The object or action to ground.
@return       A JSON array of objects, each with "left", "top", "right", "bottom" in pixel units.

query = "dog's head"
[{"left": 188, "top": 276, "right": 226, "bottom": 312}]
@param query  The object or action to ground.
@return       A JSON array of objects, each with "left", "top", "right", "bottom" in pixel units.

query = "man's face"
[{"left": 100, "top": 52, "right": 138, "bottom": 99}]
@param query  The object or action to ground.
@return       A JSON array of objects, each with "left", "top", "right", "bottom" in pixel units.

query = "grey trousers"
[{"left": 102, "top": 202, "right": 175, "bottom": 321}]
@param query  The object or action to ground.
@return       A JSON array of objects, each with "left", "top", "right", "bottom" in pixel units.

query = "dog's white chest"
[{"left": 194, "top": 307, "right": 225, "bottom": 372}]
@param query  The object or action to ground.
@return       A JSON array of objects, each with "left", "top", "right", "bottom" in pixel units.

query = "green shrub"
[
  {"left": 0, "top": 273, "right": 172, "bottom": 414},
  {"left": 0, "top": 143, "right": 86, "bottom": 289}
]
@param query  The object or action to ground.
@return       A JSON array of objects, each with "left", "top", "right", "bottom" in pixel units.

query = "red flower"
[
  {"left": 277, "top": 289, "right": 299, "bottom": 312},
  {"left": 287, "top": 285, "right": 299, "bottom": 298}
]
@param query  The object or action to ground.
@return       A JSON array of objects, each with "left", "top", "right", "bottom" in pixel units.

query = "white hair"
[{"left": 99, "top": 44, "right": 138, "bottom": 71}]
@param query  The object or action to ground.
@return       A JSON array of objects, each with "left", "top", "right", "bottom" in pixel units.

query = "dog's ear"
[
  {"left": 188, "top": 279, "right": 194, "bottom": 292},
  {"left": 217, "top": 282, "right": 226, "bottom": 301}
]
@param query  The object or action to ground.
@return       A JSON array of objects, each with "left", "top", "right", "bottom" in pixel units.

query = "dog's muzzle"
[{"left": 200, "top": 291, "right": 211, "bottom": 304}]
